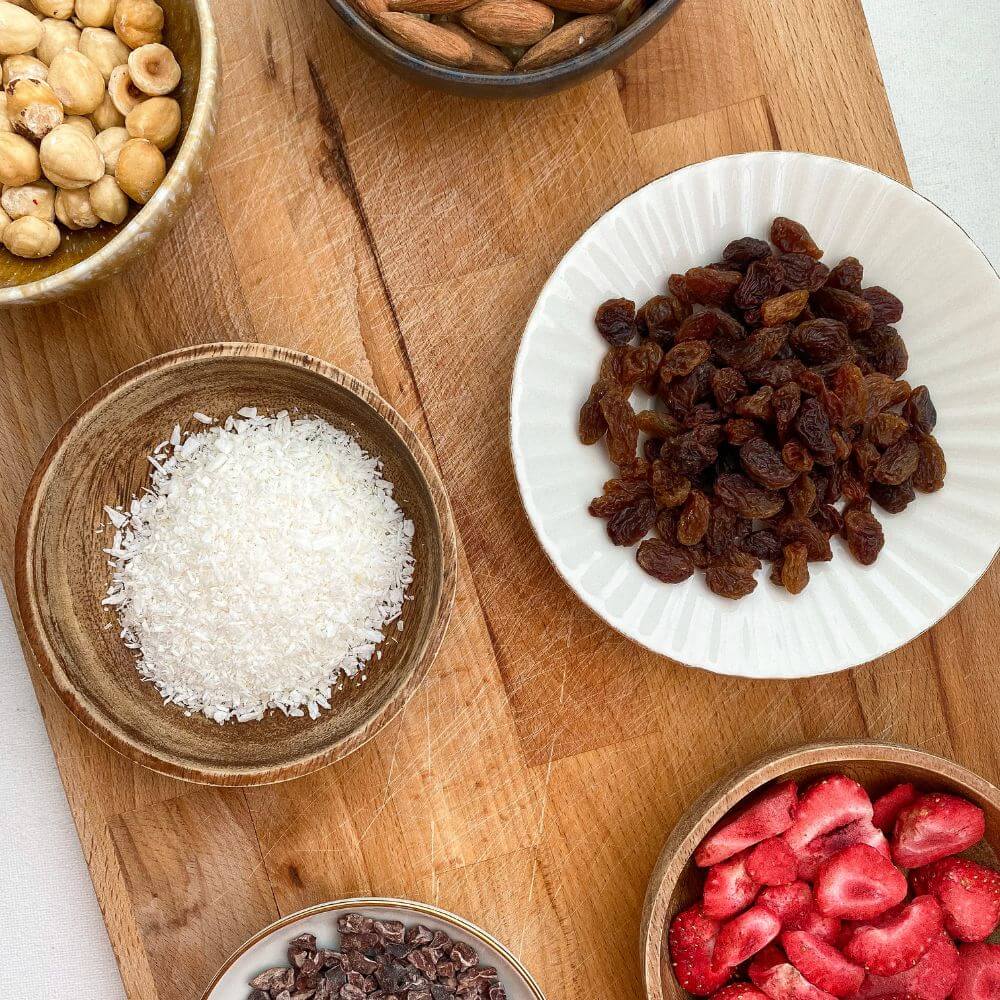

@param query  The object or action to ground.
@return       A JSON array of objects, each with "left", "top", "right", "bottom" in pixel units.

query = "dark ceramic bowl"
[{"left": 324, "top": 0, "right": 683, "bottom": 98}]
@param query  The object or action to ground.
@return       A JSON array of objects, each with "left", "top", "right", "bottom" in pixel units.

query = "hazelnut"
[
  {"left": 0, "top": 2, "right": 42, "bottom": 56},
  {"left": 39, "top": 121, "right": 103, "bottom": 187},
  {"left": 2, "top": 178, "right": 55, "bottom": 220},
  {"left": 54, "top": 184, "right": 98, "bottom": 228},
  {"left": 75, "top": 0, "right": 116, "bottom": 28},
  {"left": 88, "top": 171, "right": 125, "bottom": 222},
  {"left": 0, "top": 129, "right": 39, "bottom": 184},
  {"left": 89, "top": 87, "right": 122, "bottom": 128},
  {"left": 125, "top": 94, "right": 177, "bottom": 149},
  {"left": 34, "top": 0, "right": 75, "bottom": 19},
  {"left": 113, "top": 0, "right": 162, "bottom": 49},
  {"left": 63, "top": 112, "right": 96, "bottom": 136},
  {"left": 47, "top": 48, "right": 104, "bottom": 114},
  {"left": 6, "top": 77, "right": 63, "bottom": 139},
  {"left": 127, "top": 41, "right": 178, "bottom": 96},
  {"left": 79, "top": 25, "right": 128, "bottom": 79},
  {"left": 0, "top": 91, "right": 10, "bottom": 133},
  {"left": 107, "top": 62, "right": 144, "bottom": 114},
  {"left": 0, "top": 202, "right": 10, "bottom": 237},
  {"left": 3, "top": 53, "right": 48, "bottom": 85},
  {"left": 3, "top": 214, "right": 59, "bottom": 256},
  {"left": 114, "top": 135, "right": 161, "bottom": 203},
  {"left": 36, "top": 16, "right": 80, "bottom": 63},
  {"left": 94, "top": 122, "right": 125, "bottom": 170}
]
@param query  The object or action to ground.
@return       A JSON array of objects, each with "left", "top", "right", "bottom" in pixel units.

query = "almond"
[
  {"left": 389, "top": 0, "right": 477, "bottom": 14},
  {"left": 516, "top": 13, "right": 613, "bottom": 69},
  {"left": 546, "top": 0, "right": 618, "bottom": 14},
  {"left": 377, "top": 11, "right": 474, "bottom": 65},
  {"left": 351, "top": 0, "right": 388, "bottom": 27},
  {"left": 458, "top": 0, "right": 554, "bottom": 48},
  {"left": 438, "top": 22, "right": 512, "bottom": 71}
]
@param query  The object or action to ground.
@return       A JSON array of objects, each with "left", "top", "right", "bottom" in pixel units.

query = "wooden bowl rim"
[
  {"left": 0, "top": 0, "right": 220, "bottom": 306},
  {"left": 14, "top": 342, "right": 458, "bottom": 786},
  {"left": 640, "top": 740, "right": 1000, "bottom": 1000}
]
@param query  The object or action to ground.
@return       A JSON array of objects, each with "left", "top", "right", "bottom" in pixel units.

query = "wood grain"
[{"left": 0, "top": 1, "right": 989, "bottom": 998}]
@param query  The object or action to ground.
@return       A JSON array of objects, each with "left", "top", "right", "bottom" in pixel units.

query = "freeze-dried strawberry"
[
  {"left": 852, "top": 931, "right": 960, "bottom": 1000},
  {"left": 794, "top": 819, "right": 890, "bottom": 881},
  {"left": 713, "top": 906, "right": 783, "bottom": 971},
  {"left": 891, "top": 793, "right": 986, "bottom": 868},
  {"left": 872, "top": 784, "right": 918, "bottom": 834},
  {"left": 782, "top": 929, "right": 865, "bottom": 997},
  {"left": 696, "top": 781, "right": 800, "bottom": 867},
  {"left": 814, "top": 844, "right": 908, "bottom": 921},
  {"left": 952, "top": 942, "right": 1000, "bottom": 1000},
  {"left": 669, "top": 905, "right": 733, "bottom": 996},
  {"left": 760, "top": 882, "right": 814, "bottom": 927},
  {"left": 748, "top": 837, "right": 799, "bottom": 886},
  {"left": 751, "top": 959, "right": 839, "bottom": 1000},
  {"left": 844, "top": 896, "right": 944, "bottom": 975},
  {"left": 704, "top": 850, "right": 761, "bottom": 920},
  {"left": 787, "top": 909, "right": 842, "bottom": 945},
  {"left": 784, "top": 776, "right": 873, "bottom": 852},
  {"left": 711, "top": 984, "right": 771, "bottom": 1000},
  {"left": 913, "top": 858, "right": 1000, "bottom": 942},
  {"left": 749, "top": 944, "right": 787, "bottom": 983}
]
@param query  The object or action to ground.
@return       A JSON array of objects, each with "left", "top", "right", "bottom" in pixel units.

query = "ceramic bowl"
[
  {"left": 325, "top": 0, "right": 682, "bottom": 99},
  {"left": 641, "top": 740, "right": 1000, "bottom": 1000},
  {"left": 202, "top": 897, "right": 546, "bottom": 999},
  {"left": 0, "top": 0, "right": 220, "bottom": 306},
  {"left": 510, "top": 150, "right": 1000, "bottom": 678},
  {"left": 15, "top": 343, "right": 457, "bottom": 785}
]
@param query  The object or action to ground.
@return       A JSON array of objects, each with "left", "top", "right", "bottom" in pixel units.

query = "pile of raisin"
[{"left": 579, "top": 217, "right": 946, "bottom": 600}]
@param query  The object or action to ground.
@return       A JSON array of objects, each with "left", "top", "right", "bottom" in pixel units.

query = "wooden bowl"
[
  {"left": 641, "top": 741, "right": 1000, "bottom": 1000},
  {"left": 0, "top": 0, "right": 220, "bottom": 305},
  {"left": 15, "top": 343, "right": 457, "bottom": 785}
]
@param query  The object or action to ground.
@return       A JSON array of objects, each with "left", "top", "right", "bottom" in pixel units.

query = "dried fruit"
[
  {"left": 578, "top": 378, "right": 614, "bottom": 444},
  {"left": 827, "top": 256, "right": 863, "bottom": 291},
  {"left": 892, "top": 793, "right": 986, "bottom": 869},
  {"left": 606, "top": 495, "right": 656, "bottom": 545},
  {"left": 761, "top": 289, "right": 809, "bottom": 327},
  {"left": 905, "top": 385, "right": 937, "bottom": 434},
  {"left": 779, "top": 542, "right": 809, "bottom": 594},
  {"left": 874, "top": 438, "right": 920, "bottom": 486},
  {"left": 662, "top": 339, "right": 713, "bottom": 379},
  {"left": 599, "top": 387, "right": 638, "bottom": 466},
  {"left": 870, "top": 480, "right": 915, "bottom": 514},
  {"left": 740, "top": 437, "right": 798, "bottom": 489},
  {"left": 771, "top": 217, "right": 823, "bottom": 259},
  {"left": 636, "top": 537, "right": 694, "bottom": 583},
  {"left": 779, "top": 252, "right": 829, "bottom": 292},
  {"left": 686, "top": 265, "right": 742, "bottom": 305},
  {"left": 842, "top": 502, "right": 885, "bottom": 565},
  {"left": 735, "top": 256, "right": 786, "bottom": 310},
  {"left": 814, "top": 287, "right": 875, "bottom": 333},
  {"left": 595, "top": 297, "right": 637, "bottom": 345},
  {"left": 913, "top": 433, "right": 947, "bottom": 492},
  {"left": 668, "top": 905, "right": 733, "bottom": 996},
  {"left": 861, "top": 285, "right": 904, "bottom": 325},
  {"left": 715, "top": 473, "right": 784, "bottom": 520},
  {"left": 791, "top": 318, "right": 851, "bottom": 364},
  {"left": 724, "top": 236, "right": 772, "bottom": 267}
]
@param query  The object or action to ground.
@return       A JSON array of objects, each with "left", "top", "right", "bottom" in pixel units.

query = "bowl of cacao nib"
[
  {"left": 202, "top": 898, "right": 546, "bottom": 1000},
  {"left": 511, "top": 150, "right": 1000, "bottom": 678}
]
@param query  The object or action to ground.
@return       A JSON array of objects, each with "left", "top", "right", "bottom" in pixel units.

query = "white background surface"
[{"left": 1, "top": 3, "right": 998, "bottom": 995}]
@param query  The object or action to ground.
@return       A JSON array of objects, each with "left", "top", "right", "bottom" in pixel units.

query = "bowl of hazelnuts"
[{"left": 0, "top": 0, "right": 218, "bottom": 305}]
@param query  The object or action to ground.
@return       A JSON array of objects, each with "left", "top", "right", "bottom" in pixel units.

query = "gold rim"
[{"left": 201, "top": 897, "right": 547, "bottom": 999}]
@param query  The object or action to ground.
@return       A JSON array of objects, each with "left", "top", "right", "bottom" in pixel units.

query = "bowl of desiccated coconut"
[{"left": 14, "top": 341, "right": 457, "bottom": 785}]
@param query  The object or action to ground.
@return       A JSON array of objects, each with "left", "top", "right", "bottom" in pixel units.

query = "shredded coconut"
[{"left": 102, "top": 410, "right": 415, "bottom": 724}]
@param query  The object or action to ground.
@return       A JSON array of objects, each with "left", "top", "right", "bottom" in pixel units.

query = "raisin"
[
  {"left": 761, "top": 289, "right": 810, "bottom": 326},
  {"left": 827, "top": 257, "right": 864, "bottom": 291},
  {"left": 854, "top": 325, "right": 908, "bottom": 379},
  {"left": 595, "top": 298, "right": 637, "bottom": 345},
  {"left": 721, "top": 325, "right": 790, "bottom": 371},
  {"left": 864, "top": 373, "right": 911, "bottom": 419},
  {"left": 868, "top": 412, "right": 909, "bottom": 448},
  {"left": 650, "top": 462, "right": 691, "bottom": 508},
  {"left": 747, "top": 358, "right": 806, "bottom": 388},
  {"left": 723, "top": 236, "right": 772, "bottom": 267},
  {"left": 813, "top": 502, "right": 843, "bottom": 537},
  {"left": 780, "top": 252, "right": 829, "bottom": 292},
  {"left": 794, "top": 397, "right": 836, "bottom": 464},
  {"left": 790, "top": 318, "right": 851, "bottom": 364},
  {"left": 711, "top": 367, "right": 747, "bottom": 410},
  {"left": 667, "top": 274, "right": 692, "bottom": 305},
  {"left": 636, "top": 538, "right": 695, "bottom": 583},
  {"left": 904, "top": 385, "right": 937, "bottom": 434},
  {"left": 830, "top": 363, "right": 867, "bottom": 427},
  {"left": 600, "top": 344, "right": 630, "bottom": 386},
  {"left": 599, "top": 389, "right": 638, "bottom": 467},
  {"left": 874, "top": 438, "right": 919, "bottom": 486},
  {"left": 725, "top": 418, "right": 761, "bottom": 446},
  {"left": 742, "top": 528, "right": 782, "bottom": 562},
  {"left": 777, "top": 516, "right": 833, "bottom": 562},
  {"left": 589, "top": 476, "right": 650, "bottom": 518},
  {"left": 739, "top": 437, "right": 798, "bottom": 489},
  {"left": 714, "top": 473, "right": 784, "bottom": 519},
  {"left": 733, "top": 385, "right": 773, "bottom": 422},
  {"left": 622, "top": 340, "right": 665, "bottom": 391},
  {"left": 771, "top": 217, "right": 823, "bottom": 259},
  {"left": 871, "top": 480, "right": 915, "bottom": 514},
  {"left": 638, "top": 295, "right": 686, "bottom": 345},
  {"left": 781, "top": 439, "right": 814, "bottom": 474},
  {"left": 787, "top": 474, "right": 817, "bottom": 519},
  {"left": 771, "top": 382, "right": 801, "bottom": 440},
  {"left": 578, "top": 378, "right": 615, "bottom": 445},
  {"left": 861, "top": 286, "right": 904, "bottom": 325},
  {"left": 705, "top": 549, "right": 760, "bottom": 599},
  {"left": 780, "top": 542, "right": 810, "bottom": 594},
  {"left": 842, "top": 502, "right": 884, "bottom": 565},
  {"left": 677, "top": 490, "right": 711, "bottom": 546},
  {"left": 813, "top": 287, "right": 875, "bottom": 333},
  {"left": 684, "top": 266, "right": 742, "bottom": 306},
  {"left": 735, "top": 256, "right": 785, "bottom": 309},
  {"left": 661, "top": 340, "right": 712, "bottom": 379},
  {"left": 912, "top": 433, "right": 946, "bottom": 492},
  {"left": 607, "top": 497, "right": 656, "bottom": 545},
  {"left": 636, "top": 409, "right": 682, "bottom": 438},
  {"left": 704, "top": 501, "right": 738, "bottom": 555},
  {"left": 656, "top": 507, "right": 679, "bottom": 541},
  {"left": 663, "top": 426, "right": 719, "bottom": 477},
  {"left": 676, "top": 309, "right": 720, "bottom": 342}
]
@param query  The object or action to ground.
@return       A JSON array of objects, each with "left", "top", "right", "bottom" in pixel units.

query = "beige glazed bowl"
[{"left": 0, "top": 0, "right": 220, "bottom": 306}]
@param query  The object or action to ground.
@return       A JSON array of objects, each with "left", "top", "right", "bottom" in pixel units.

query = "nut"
[
  {"left": 0, "top": 130, "right": 38, "bottom": 183},
  {"left": 35, "top": 0, "right": 75, "bottom": 19},
  {"left": 39, "top": 121, "right": 103, "bottom": 186},
  {"left": 54, "top": 184, "right": 98, "bottom": 227},
  {"left": 2, "top": 178, "right": 55, "bottom": 220},
  {"left": 75, "top": 0, "right": 116, "bottom": 27},
  {"left": 3, "top": 214, "right": 59, "bottom": 256},
  {"left": 47, "top": 48, "right": 104, "bottom": 113},
  {"left": 375, "top": 13, "right": 474, "bottom": 67},
  {"left": 125, "top": 94, "right": 176, "bottom": 149},
  {"left": 89, "top": 87, "right": 123, "bottom": 128},
  {"left": 94, "top": 122, "right": 125, "bottom": 170},
  {"left": 0, "top": 2, "right": 42, "bottom": 56},
  {"left": 79, "top": 25, "right": 128, "bottom": 78},
  {"left": 113, "top": 0, "right": 162, "bottom": 48},
  {"left": 63, "top": 112, "right": 96, "bottom": 136},
  {"left": 114, "top": 135, "right": 161, "bottom": 202},
  {"left": 0, "top": 91, "right": 10, "bottom": 133},
  {"left": 36, "top": 16, "right": 80, "bottom": 63},
  {"left": 457, "top": 0, "right": 555, "bottom": 46},
  {"left": 0, "top": 202, "right": 10, "bottom": 237},
  {"left": 515, "top": 13, "right": 613, "bottom": 69},
  {"left": 107, "top": 62, "right": 144, "bottom": 114},
  {"left": 127, "top": 41, "right": 179, "bottom": 95},
  {"left": 88, "top": 171, "right": 125, "bottom": 222},
  {"left": 6, "top": 77, "right": 64, "bottom": 139},
  {"left": 3, "top": 53, "right": 48, "bottom": 85}
]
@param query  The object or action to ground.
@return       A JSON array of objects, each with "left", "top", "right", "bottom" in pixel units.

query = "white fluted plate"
[{"left": 510, "top": 152, "right": 1000, "bottom": 679}]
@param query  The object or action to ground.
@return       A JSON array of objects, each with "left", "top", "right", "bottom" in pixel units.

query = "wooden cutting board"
[{"left": 2, "top": 1, "right": 996, "bottom": 997}]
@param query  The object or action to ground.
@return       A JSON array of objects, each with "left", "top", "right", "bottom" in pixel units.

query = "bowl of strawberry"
[{"left": 641, "top": 742, "right": 1000, "bottom": 1000}]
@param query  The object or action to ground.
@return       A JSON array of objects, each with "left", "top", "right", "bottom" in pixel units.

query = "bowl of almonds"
[
  {"left": 0, "top": 0, "right": 219, "bottom": 305},
  {"left": 326, "top": 0, "right": 682, "bottom": 96}
]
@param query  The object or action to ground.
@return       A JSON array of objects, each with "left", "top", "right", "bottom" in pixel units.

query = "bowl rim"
[
  {"left": 326, "top": 0, "right": 683, "bottom": 91},
  {"left": 200, "top": 896, "right": 548, "bottom": 999},
  {"left": 639, "top": 739, "right": 1000, "bottom": 1000},
  {"left": 0, "top": 0, "right": 221, "bottom": 306},
  {"left": 13, "top": 341, "right": 458, "bottom": 785}
]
